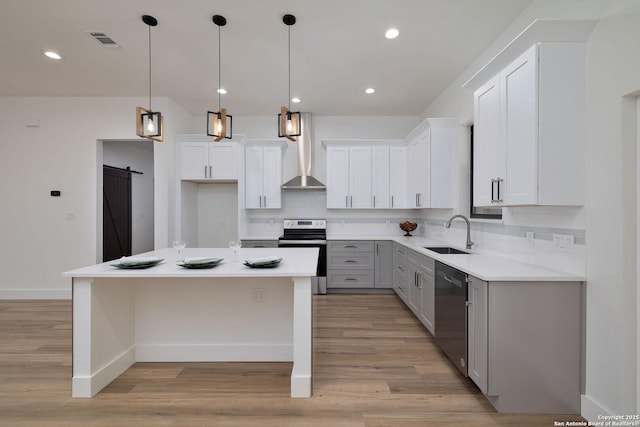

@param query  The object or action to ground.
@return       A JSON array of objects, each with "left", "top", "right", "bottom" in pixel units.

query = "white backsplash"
[{"left": 241, "top": 192, "right": 585, "bottom": 276}]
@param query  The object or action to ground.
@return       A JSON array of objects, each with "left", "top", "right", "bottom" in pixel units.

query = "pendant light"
[
  {"left": 278, "top": 14, "right": 300, "bottom": 142},
  {"left": 207, "top": 15, "right": 232, "bottom": 141},
  {"left": 136, "top": 15, "right": 163, "bottom": 142}
]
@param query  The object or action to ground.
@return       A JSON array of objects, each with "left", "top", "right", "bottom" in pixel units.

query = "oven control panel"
[{"left": 283, "top": 219, "right": 326, "bottom": 229}]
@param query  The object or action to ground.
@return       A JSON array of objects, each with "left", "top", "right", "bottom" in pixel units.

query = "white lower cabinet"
[{"left": 467, "top": 275, "right": 488, "bottom": 394}]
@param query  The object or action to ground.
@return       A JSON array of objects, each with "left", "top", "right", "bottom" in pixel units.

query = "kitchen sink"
[{"left": 424, "top": 246, "right": 470, "bottom": 255}]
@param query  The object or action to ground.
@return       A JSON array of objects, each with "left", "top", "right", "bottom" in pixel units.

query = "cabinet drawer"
[
  {"left": 327, "top": 271, "right": 375, "bottom": 288},
  {"left": 407, "top": 250, "right": 435, "bottom": 276},
  {"left": 327, "top": 253, "right": 374, "bottom": 270},
  {"left": 241, "top": 240, "right": 278, "bottom": 248},
  {"left": 328, "top": 240, "right": 375, "bottom": 252}
]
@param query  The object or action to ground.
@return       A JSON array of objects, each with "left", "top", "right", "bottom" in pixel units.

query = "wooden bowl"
[{"left": 399, "top": 221, "right": 417, "bottom": 236}]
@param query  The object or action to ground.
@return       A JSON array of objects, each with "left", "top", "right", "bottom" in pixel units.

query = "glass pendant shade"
[
  {"left": 207, "top": 108, "right": 232, "bottom": 141},
  {"left": 136, "top": 107, "right": 163, "bottom": 141},
  {"left": 278, "top": 106, "right": 300, "bottom": 141}
]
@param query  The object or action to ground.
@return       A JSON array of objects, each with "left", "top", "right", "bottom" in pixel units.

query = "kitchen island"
[{"left": 63, "top": 247, "right": 319, "bottom": 399}]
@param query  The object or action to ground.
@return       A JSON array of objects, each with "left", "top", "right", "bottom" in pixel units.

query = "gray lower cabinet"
[
  {"left": 468, "top": 276, "right": 583, "bottom": 414},
  {"left": 392, "top": 243, "right": 408, "bottom": 302},
  {"left": 241, "top": 240, "right": 278, "bottom": 248},
  {"left": 374, "top": 241, "right": 393, "bottom": 288},
  {"left": 406, "top": 249, "right": 435, "bottom": 335},
  {"left": 327, "top": 241, "right": 375, "bottom": 289},
  {"left": 467, "top": 276, "right": 488, "bottom": 394}
]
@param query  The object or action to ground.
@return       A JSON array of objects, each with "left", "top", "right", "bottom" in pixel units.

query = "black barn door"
[{"left": 103, "top": 166, "right": 132, "bottom": 261}]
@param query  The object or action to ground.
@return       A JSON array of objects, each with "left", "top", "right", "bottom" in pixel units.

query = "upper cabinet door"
[
  {"left": 473, "top": 75, "right": 503, "bottom": 207},
  {"left": 430, "top": 127, "right": 454, "bottom": 208},
  {"left": 209, "top": 143, "right": 238, "bottom": 180},
  {"left": 389, "top": 146, "right": 407, "bottom": 209},
  {"left": 371, "top": 146, "right": 390, "bottom": 209},
  {"left": 261, "top": 146, "right": 282, "bottom": 209},
  {"left": 326, "top": 146, "right": 350, "bottom": 208},
  {"left": 244, "top": 146, "right": 264, "bottom": 209},
  {"left": 408, "top": 130, "right": 430, "bottom": 208},
  {"left": 179, "top": 142, "right": 209, "bottom": 180},
  {"left": 349, "top": 146, "right": 372, "bottom": 208},
  {"left": 502, "top": 46, "right": 538, "bottom": 205}
]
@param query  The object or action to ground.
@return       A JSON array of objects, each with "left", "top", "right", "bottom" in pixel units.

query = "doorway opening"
[{"left": 98, "top": 140, "right": 154, "bottom": 262}]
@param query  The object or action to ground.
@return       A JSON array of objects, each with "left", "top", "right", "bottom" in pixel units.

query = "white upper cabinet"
[
  {"left": 473, "top": 42, "right": 586, "bottom": 207},
  {"left": 407, "top": 130, "right": 430, "bottom": 208},
  {"left": 326, "top": 145, "right": 372, "bottom": 209},
  {"left": 371, "top": 146, "right": 390, "bottom": 209},
  {"left": 389, "top": 146, "right": 407, "bottom": 209},
  {"left": 179, "top": 140, "right": 238, "bottom": 181},
  {"left": 245, "top": 144, "right": 282, "bottom": 209},
  {"left": 405, "top": 118, "right": 456, "bottom": 209}
]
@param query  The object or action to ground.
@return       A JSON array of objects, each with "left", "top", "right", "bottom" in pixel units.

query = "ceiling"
[{"left": 0, "top": 0, "right": 532, "bottom": 116}]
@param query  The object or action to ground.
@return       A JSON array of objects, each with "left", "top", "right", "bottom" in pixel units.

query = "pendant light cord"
[
  {"left": 218, "top": 23, "right": 221, "bottom": 110},
  {"left": 287, "top": 24, "right": 291, "bottom": 111},
  {"left": 148, "top": 24, "right": 152, "bottom": 112}
]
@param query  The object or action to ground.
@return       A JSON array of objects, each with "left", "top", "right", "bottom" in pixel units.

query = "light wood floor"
[{"left": 0, "top": 295, "right": 586, "bottom": 426}]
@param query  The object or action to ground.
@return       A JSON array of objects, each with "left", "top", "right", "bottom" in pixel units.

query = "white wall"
[
  {"left": 420, "top": 0, "right": 640, "bottom": 419},
  {"left": 0, "top": 96, "right": 192, "bottom": 298},
  {"left": 102, "top": 140, "right": 154, "bottom": 255}
]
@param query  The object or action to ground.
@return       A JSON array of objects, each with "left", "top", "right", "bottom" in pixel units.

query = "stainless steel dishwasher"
[{"left": 434, "top": 261, "right": 468, "bottom": 376}]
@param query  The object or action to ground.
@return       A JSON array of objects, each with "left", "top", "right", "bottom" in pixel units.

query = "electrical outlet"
[
  {"left": 252, "top": 288, "right": 266, "bottom": 303},
  {"left": 553, "top": 234, "right": 574, "bottom": 251}
]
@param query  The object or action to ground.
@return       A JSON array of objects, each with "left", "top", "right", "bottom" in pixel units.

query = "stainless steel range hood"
[{"left": 281, "top": 112, "right": 326, "bottom": 190}]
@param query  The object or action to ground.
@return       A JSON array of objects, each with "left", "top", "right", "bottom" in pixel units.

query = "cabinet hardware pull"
[
  {"left": 418, "top": 193, "right": 421, "bottom": 206},
  {"left": 496, "top": 178, "right": 503, "bottom": 203},
  {"left": 391, "top": 196, "right": 394, "bottom": 208},
  {"left": 345, "top": 195, "right": 348, "bottom": 208},
  {"left": 204, "top": 166, "right": 208, "bottom": 178},
  {"left": 376, "top": 244, "right": 379, "bottom": 255},
  {"left": 209, "top": 165, "right": 212, "bottom": 178},
  {"left": 465, "top": 301, "right": 473, "bottom": 307},
  {"left": 373, "top": 195, "right": 376, "bottom": 208},
  {"left": 344, "top": 245, "right": 357, "bottom": 248},
  {"left": 344, "top": 260, "right": 357, "bottom": 263},
  {"left": 259, "top": 196, "right": 262, "bottom": 208},
  {"left": 264, "top": 195, "right": 267, "bottom": 207},
  {"left": 345, "top": 278, "right": 356, "bottom": 281},
  {"left": 350, "top": 195, "right": 353, "bottom": 207},
  {"left": 491, "top": 179, "right": 495, "bottom": 203}
]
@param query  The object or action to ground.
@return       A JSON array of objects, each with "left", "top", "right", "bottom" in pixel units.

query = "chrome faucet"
[{"left": 445, "top": 214, "right": 474, "bottom": 250}]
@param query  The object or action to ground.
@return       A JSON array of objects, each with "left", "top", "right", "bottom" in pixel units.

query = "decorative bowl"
[{"left": 399, "top": 221, "right": 418, "bottom": 236}]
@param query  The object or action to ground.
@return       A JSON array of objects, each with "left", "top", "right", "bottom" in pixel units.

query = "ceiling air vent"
[{"left": 86, "top": 31, "right": 119, "bottom": 48}]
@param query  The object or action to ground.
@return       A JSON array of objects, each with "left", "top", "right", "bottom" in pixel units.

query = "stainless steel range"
[{"left": 278, "top": 219, "right": 327, "bottom": 294}]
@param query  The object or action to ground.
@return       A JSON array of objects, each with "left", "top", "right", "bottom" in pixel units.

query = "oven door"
[{"left": 278, "top": 240, "right": 327, "bottom": 294}]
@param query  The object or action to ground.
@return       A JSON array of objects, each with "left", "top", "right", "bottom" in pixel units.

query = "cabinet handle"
[
  {"left": 204, "top": 166, "right": 208, "bottom": 178},
  {"left": 344, "top": 260, "right": 357, "bottom": 263},
  {"left": 346, "top": 195, "right": 348, "bottom": 208},
  {"left": 345, "top": 278, "right": 357, "bottom": 281},
  {"left": 418, "top": 193, "right": 421, "bottom": 206},
  {"left": 264, "top": 195, "right": 267, "bottom": 207},
  {"left": 259, "top": 196, "right": 262, "bottom": 208},
  {"left": 350, "top": 196, "right": 353, "bottom": 207},
  {"left": 254, "top": 245, "right": 265, "bottom": 248},
  {"left": 391, "top": 196, "right": 394, "bottom": 208},
  {"left": 491, "top": 179, "right": 495, "bottom": 203},
  {"left": 373, "top": 195, "right": 376, "bottom": 208},
  {"left": 376, "top": 244, "right": 379, "bottom": 255},
  {"left": 209, "top": 165, "right": 212, "bottom": 178},
  {"left": 497, "top": 178, "right": 503, "bottom": 203},
  {"left": 344, "top": 245, "right": 357, "bottom": 248}
]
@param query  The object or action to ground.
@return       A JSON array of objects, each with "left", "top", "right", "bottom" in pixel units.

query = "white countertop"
[
  {"left": 63, "top": 247, "right": 319, "bottom": 278},
  {"left": 331, "top": 234, "right": 585, "bottom": 282}
]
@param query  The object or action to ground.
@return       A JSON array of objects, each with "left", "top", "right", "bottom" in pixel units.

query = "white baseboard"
[
  {"left": 0, "top": 289, "right": 71, "bottom": 299},
  {"left": 135, "top": 344, "right": 293, "bottom": 362},
  {"left": 581, "top": 394, "right": 614, "bottom": 422},
  {"left": 72, "top": 347, "right": 135, "bottom": 397}
]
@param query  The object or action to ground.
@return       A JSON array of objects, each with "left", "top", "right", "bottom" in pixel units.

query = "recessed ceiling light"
[
  {"left": 44, "top": 50, "right": 62, "bottom": 60},
  {"left": 217, "top": 88, "right": 227, "bottom": 94},
  {"left": 291, "top": 97, "right": 301, "bottom": 103},
  {"left": 385, "top": 28, "right": 399, "bottom": 39},
  {"left": 365, "top": 88, "right": 375, "bottom": 94}
]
